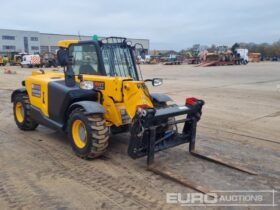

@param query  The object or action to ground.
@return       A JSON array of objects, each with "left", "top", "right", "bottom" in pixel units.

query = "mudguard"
[
  {"left": 11, "top": 88, "right": 27, "bottom": 102},
  {"left": 150, "top": 93, "right": 172, "bottom": 103},
  {"left": 68, "top": 101, "right": 106, "bottom": 115}
]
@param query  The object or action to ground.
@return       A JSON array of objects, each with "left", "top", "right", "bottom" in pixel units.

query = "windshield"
[
  {"left": 69, "top": 44, "right": 101, "bottom": 75},
  {"left": 101, "top": 45, "right": 138, "bottom": 80}
]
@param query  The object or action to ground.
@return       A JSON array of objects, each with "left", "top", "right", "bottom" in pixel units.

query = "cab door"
[{"left": 68, "top": 42, "right": 106, "bottom": 76}]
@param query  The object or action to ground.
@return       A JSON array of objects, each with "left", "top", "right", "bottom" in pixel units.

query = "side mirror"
[
  {"left": 152, "top": 78, "right": 163, "bottom": 86},
  {"left": 144, "top": 78, "right": 163, "bottom": 86},
  {"left": 57, "top": 48, "right": 68, "bottom": 67}
]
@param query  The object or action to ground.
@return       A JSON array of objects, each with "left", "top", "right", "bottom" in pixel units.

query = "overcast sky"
[{"left": 1, "top": 0, "right": 279, "bottom": 50}]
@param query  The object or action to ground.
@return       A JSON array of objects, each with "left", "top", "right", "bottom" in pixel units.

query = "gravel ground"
[{"left": 0, "top": 62, "right": 279, "bottom": 210}]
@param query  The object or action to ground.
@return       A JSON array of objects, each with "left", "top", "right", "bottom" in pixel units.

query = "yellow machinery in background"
[
  {"left": 0, "top": 56, "right": 5, "bottom": 66},
  {"left": 10, "top": 52, "right": 23, "bottom": 66}
]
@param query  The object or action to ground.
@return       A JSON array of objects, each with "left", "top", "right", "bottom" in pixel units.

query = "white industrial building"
[{"left": 0, "top": 29, "right": 149, "bottom": 55}]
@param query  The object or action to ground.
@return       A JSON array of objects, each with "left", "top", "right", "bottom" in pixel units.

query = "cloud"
[{"left": 0, "top": 0, "right": 279, "bottom": 50}]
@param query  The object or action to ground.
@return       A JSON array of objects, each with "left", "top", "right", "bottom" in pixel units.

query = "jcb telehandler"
[
  {"left": 11, "top": 37, "right": 205, "bottom": 164},
  {"left": 12, "top": 37, "right": 256, "bottom": 193}
]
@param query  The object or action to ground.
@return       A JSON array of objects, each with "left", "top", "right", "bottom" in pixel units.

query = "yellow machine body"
[
  {"left": 25, "top": 70, "right": 153, "bottom": 127},
  {"left": 58, "top": 40, "right": 79, "bottom": 48}
]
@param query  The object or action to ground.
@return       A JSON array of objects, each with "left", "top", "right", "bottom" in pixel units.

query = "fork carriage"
[{"left": 128, "top": 98, "right": 204, "bottom": 165}]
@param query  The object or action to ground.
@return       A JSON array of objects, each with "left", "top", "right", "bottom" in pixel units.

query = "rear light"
[{"left": 186, "top": 97, "right": 198, "bottom": 105}]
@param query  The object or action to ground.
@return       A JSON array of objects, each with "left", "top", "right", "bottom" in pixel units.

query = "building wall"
[
  {"left": 0, "top": 29, "right": 149, "bottom": 55},
  {"left": 40, "top": 33, "right": 149, "bottom": 53},
  {"left": 39, "top": 33, "right": 92, "bottom": 53},
  {"left": 0, "top": 29, "right": 40, "bottom": 54}
]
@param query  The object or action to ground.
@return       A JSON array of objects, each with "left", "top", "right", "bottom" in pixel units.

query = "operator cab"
[
  {"left": 69, "top": 44, "right": 101, "bottom": 75},
  {"left": 58, "top": 37, "right": 140, "bottom": 86}
]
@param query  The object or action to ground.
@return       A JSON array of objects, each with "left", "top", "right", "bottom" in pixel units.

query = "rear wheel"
[
  {"left": 13, "top": 94, "right": 39, "bottom": 130},
  {"left": 68, "top": 109, "right": 109, "bottom": 159}
]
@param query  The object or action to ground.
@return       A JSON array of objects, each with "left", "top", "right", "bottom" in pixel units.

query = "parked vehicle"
[
  {"left": 21, "top": 55, "right": 41, "bottom": 68},
  {"left": 40, "top": 52, "right": 57, "bottom": 67},
  {"left": 235, "top": 48, "right": 249, "bottom": 64},
  {"left": 249, "top": 53, "right": 261, "bottom": 62},
  {"left": 0, "top": 55, "right": 7, "bottom": 66},
  {"left": 186, "top": 51, "right": 201, "bottom": 64},
  {"left": 272, "top": 56, "right": 278, "bottom": 61},
  {"left": 10, "top": 52, "right": 25, "bottom": 66}
]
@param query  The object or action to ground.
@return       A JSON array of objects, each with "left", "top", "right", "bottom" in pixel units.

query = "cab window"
[
  {"left": 101, "top": 45, "right": 138, "bottom": 80},
  {"left": 69, "top": 44, "right": 101, "bottom": 75}
]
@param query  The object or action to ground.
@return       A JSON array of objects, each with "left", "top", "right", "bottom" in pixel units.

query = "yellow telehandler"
[
  {"left": 11, "top": 37, "right": 204, "bottom": 162},
  {"left": 11, "top": 37, "right": 255, "bottom": 193}
]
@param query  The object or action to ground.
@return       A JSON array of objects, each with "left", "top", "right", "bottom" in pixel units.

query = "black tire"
[
  {"left": 13, "top": 94, "right": 39, "bottom": 130},
  {"left": 68, "top": 109, "right": 109, "bottom": 159}
]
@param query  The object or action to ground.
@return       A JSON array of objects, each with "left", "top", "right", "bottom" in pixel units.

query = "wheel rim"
[
  {"left": 72, "top": 119, "right": 87, "bottom": 149},
  {"left": 15, "top": 102, "right": 24, "bottom": 123}
]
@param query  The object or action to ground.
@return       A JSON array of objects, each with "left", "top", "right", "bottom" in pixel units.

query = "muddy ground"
[{"left": 0, "top": 63, "right": 279, "bottom": 210}]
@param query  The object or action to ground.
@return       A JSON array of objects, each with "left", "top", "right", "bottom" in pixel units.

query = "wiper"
[{"left": 124, "top": 51, "right": 132, "bottom": 78}]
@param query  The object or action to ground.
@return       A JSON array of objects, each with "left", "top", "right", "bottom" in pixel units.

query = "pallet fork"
[{"left": 128, "top": 98, "right": 257, "bottom": 194}]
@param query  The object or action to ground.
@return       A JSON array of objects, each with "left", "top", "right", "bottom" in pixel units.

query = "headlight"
[{"left": 80, "top": 81, "right": 94, "bottom": 90}]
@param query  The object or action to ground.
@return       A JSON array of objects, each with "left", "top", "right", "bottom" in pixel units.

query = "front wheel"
[{"left": 68, "top": 109, "right": 109, "bottom": 159}]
